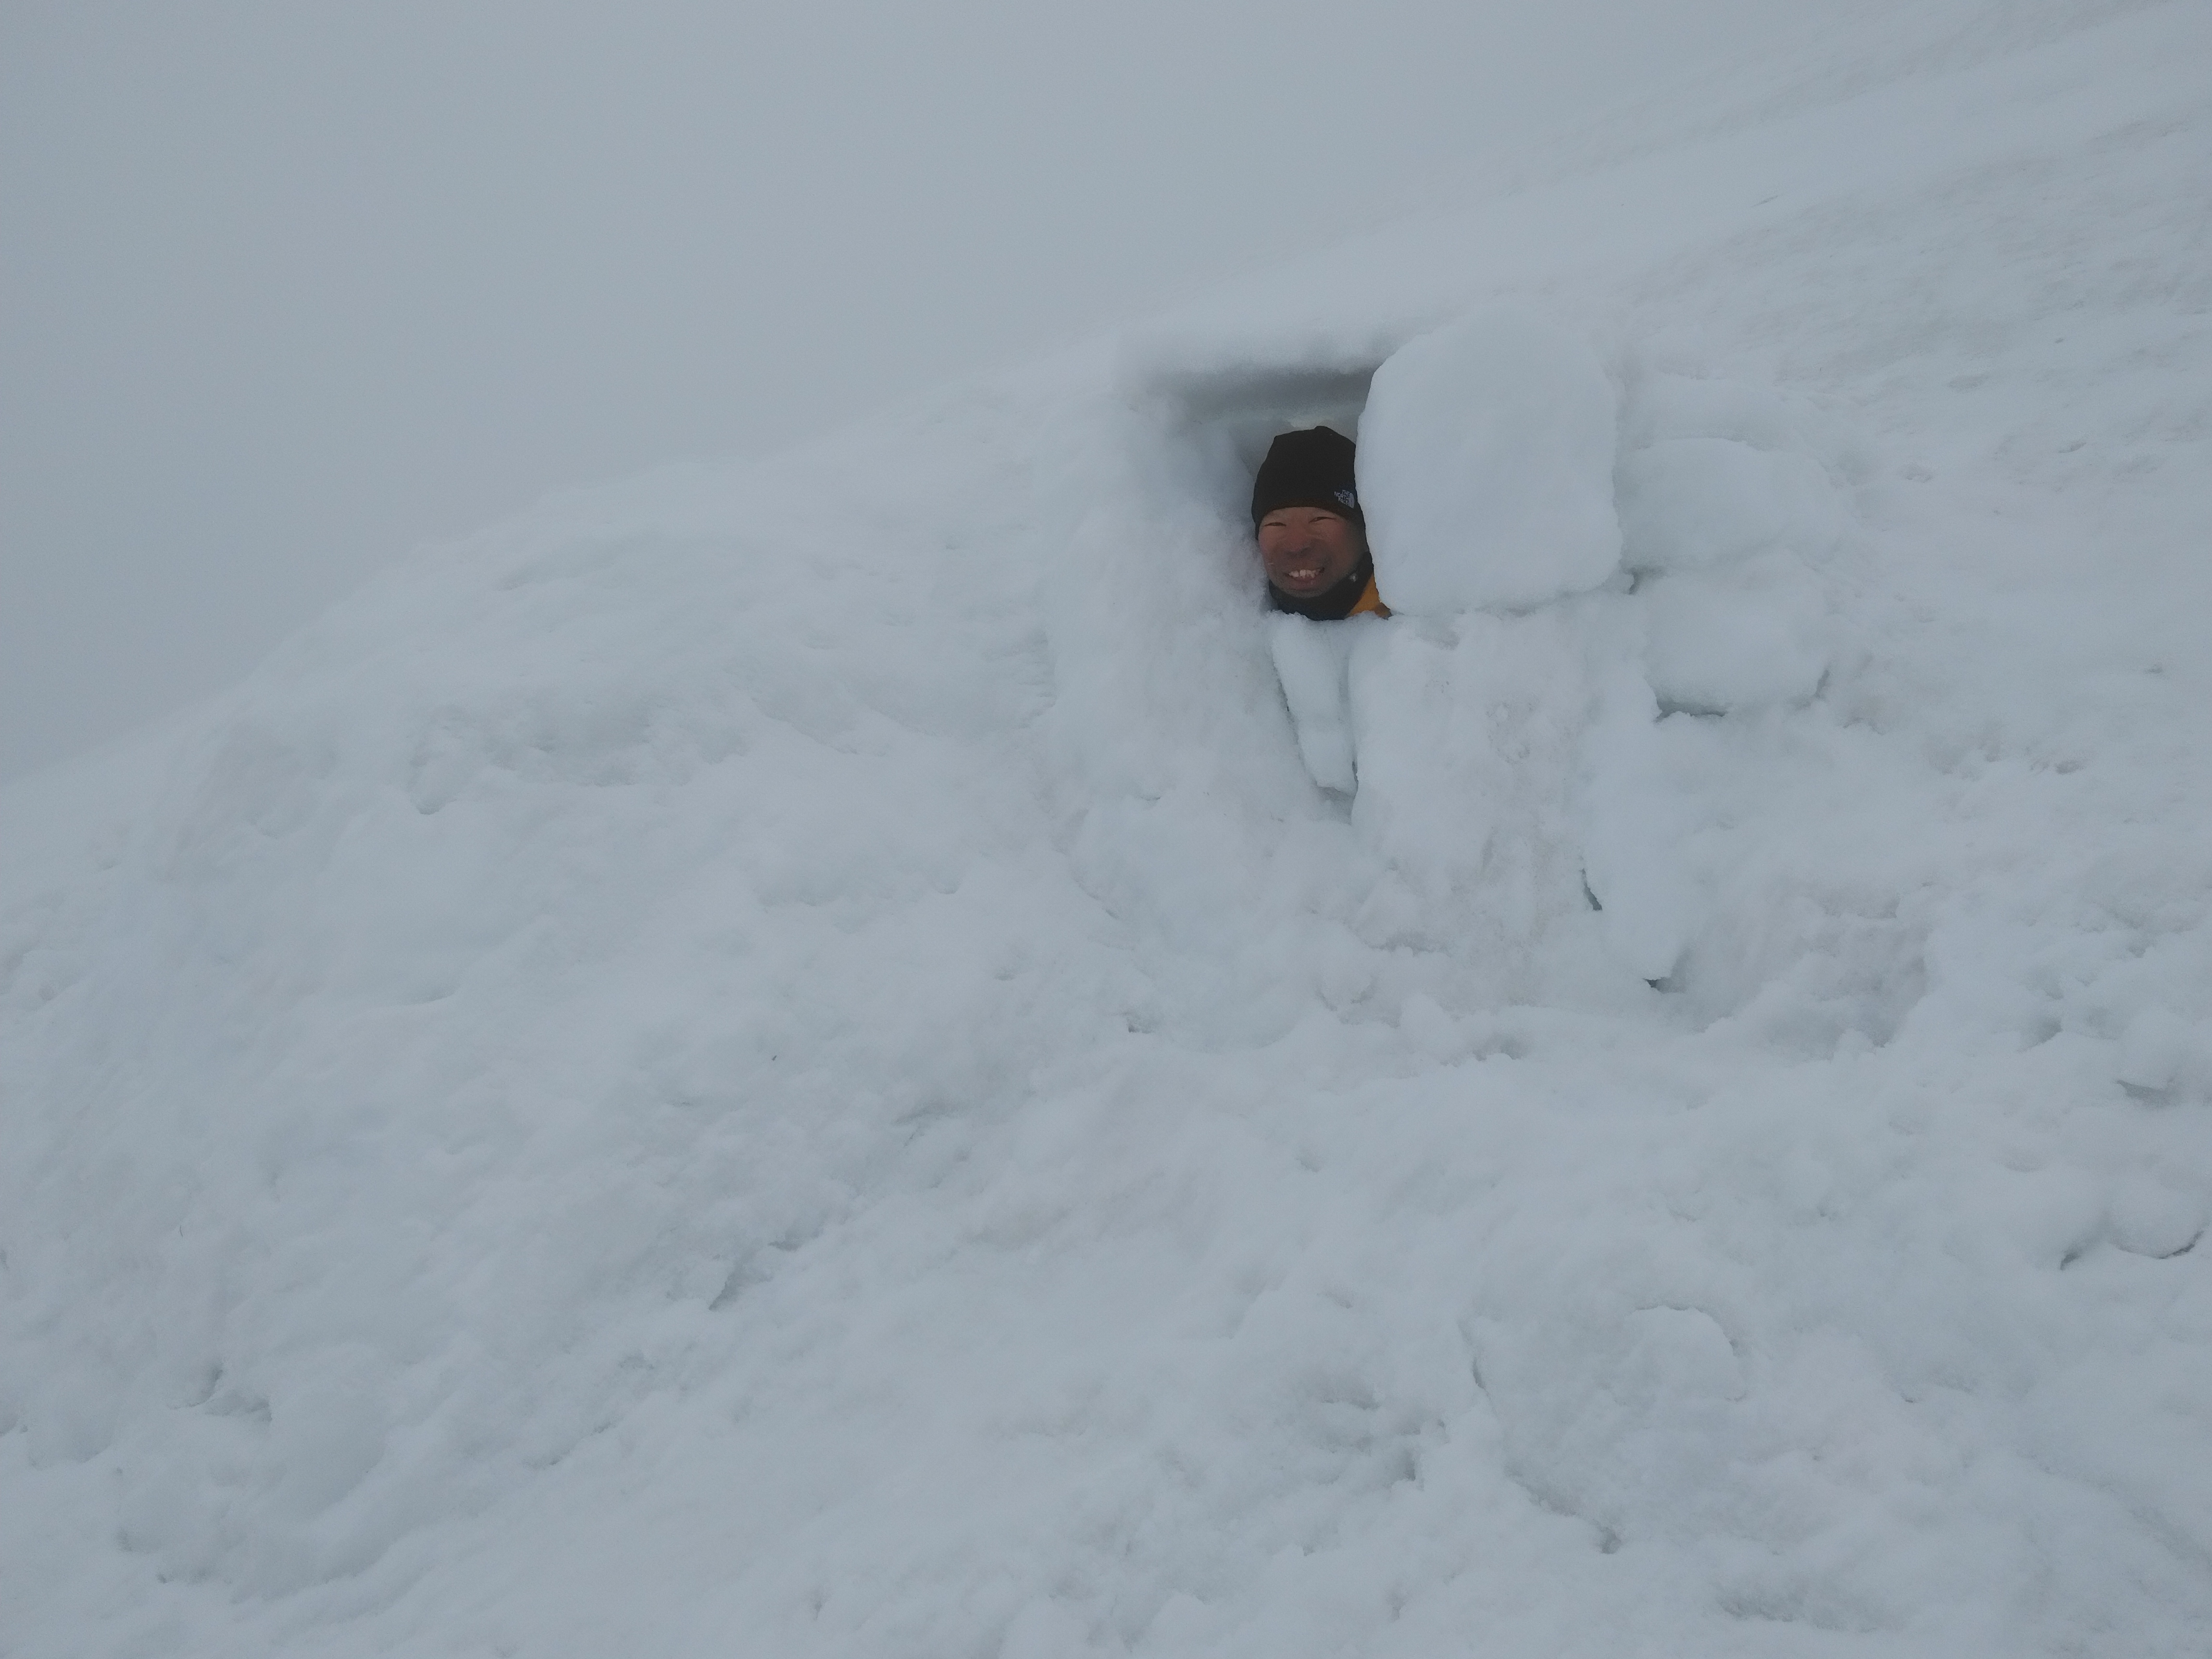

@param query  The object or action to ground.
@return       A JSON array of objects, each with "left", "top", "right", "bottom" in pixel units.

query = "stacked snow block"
[
  {"left": 1265, "top": 309, "right": 1848, "bottom": 989},
  {"left": 1616, "top": 376, "right": 1843, "bottom": 714},
  {"left": 1260, "top": 314, "right": 1634, "bottom": 993},
  {"left": 1268, "top": 309, "right": 1632, "bottom": 800}
]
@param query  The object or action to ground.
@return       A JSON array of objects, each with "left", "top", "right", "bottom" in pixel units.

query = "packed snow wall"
[{"left": 4, "top": 4, "right": 2212, "bottom": 1655}]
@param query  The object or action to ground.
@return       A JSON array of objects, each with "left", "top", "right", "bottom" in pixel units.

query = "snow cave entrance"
[
  {"left": 1163, "top": 360, "right": 1378, "bottom": 526},
  {"left": 1135, "top": 312, "right": 1857, "bottom": 999}
]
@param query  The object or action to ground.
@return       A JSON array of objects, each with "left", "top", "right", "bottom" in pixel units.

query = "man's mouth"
[{"left": 1282, "top": 564, "right": 1324, "bottom": 588}]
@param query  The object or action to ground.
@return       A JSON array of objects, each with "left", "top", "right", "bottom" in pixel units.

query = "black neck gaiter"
[{"left": 1268, "top": 550, "right": 1375, "bottom": 621}]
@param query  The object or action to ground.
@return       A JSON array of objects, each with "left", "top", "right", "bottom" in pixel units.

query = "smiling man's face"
[{"left": 1256, "top": 506, "right": 1366, "bottom": 599}]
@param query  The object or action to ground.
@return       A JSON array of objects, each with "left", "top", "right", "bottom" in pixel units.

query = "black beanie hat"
[{"left": 1251, "top": 426, "right": 1361, "bottom": 530}]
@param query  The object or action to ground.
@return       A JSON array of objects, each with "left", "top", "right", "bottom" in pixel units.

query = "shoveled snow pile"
[{"left": 4, "top": 3, "right": 2211, "bottom": 1655}]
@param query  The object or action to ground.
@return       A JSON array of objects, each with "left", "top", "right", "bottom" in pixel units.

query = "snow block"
[
  {"left": 1346, "top": 608, "right": 1624, "bottom": 990},
  {"left": 1639, "top": 551, "right": 1830, "bottom": 713},
  {"left": 1268, "top": 612, "right": 1364, "bottom": 793},
  {"left": 1617, "top": 438, "right": 1840, "bottom": 573},
  {"left": 1578, "top": 665, "right": 1701, "bottom": 982},
  {"left": 1358, "top": 311, "right": 1623, "bottom": 615}
]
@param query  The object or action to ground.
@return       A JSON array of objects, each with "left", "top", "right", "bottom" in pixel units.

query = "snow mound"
[{"left": 7, "top": 4, "right": 2212, "bottom": 1655}]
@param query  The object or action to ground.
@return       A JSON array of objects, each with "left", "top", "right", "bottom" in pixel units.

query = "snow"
[
  {"left": 1618, "top": 437, "right": 1842, "bottom": 573},
  {"left": 1275, "top": 354, "right": 1843, "bottom": 793},
  {"left": 5, "top": 1, "right": 2212, "bottom": 1654},
  {"left": 1359, "top": 310, "right": 1623, "bottom": 615},
  {"left": 1267, "top": 613, "right": 1366, "bottom": 795},
  {"left": 1638, "top": 550, "right": 1831, "bottom": 714}
]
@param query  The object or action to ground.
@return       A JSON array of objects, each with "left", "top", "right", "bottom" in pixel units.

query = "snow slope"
[{"left": 4, "top": 2, "right": 2210, "bottom": 1653}]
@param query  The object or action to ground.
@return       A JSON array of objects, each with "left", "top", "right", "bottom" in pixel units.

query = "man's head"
[{"left": 1251, "top": 426, "right": 1367, "bottom": 601}]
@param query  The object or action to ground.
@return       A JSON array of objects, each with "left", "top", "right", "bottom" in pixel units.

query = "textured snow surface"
[{"left": 5, "top": 3, "right": 2212, "bottom": 1654}]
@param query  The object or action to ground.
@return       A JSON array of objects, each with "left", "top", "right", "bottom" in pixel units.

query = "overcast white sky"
[{"left": 1, "top": 1, "right": 1887, "bottom": 783}]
